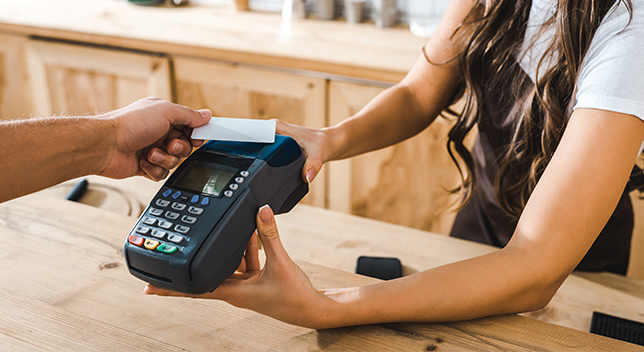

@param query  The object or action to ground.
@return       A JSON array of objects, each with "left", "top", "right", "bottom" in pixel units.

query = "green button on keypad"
[{"left": 157, "top": 243, "right": 177, "bottom": 254}]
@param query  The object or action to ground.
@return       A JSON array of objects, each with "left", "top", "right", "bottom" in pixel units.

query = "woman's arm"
[
  {"left": 0, "top": 98, "right": 211, "bottom": 203},
  {"left": 146, "top": 108, "right": 644, "bottom": 329},
  {"left": 277, "top": 0, "right": 479, "bottom": 182},
  {"left": 314, "top": 108, "right": 644, "bottom": 327}
]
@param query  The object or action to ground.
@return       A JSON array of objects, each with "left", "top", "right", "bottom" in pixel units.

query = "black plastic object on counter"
[
  {"left": 66, "top": 178, "right": 89, "bottom": 202},
  {"left": 590, "top": 311, "right": 644, "bottom": 346},
  {"left": 356, "top": 256, "right": 402, "bottom": 281}
]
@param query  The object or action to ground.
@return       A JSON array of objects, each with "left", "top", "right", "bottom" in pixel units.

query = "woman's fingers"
[
  {"left": 144, "top": 284, "right": 198, "bottom": 298},
  {"left": 236, "top": 232, "right": 260, "bottom": 273},
  {"left": 274, "top": 120, "right": 324, "bottom": 184},
  {"left": 244, "top": 232, "right": 262, "bottom": 272},
  {"left": 145, "top": 206, "right": 290, "bottom": 303}
]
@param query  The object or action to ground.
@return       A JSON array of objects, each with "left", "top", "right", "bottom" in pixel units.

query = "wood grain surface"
[{"left": 0, "top": 192, "right": 642, "bottom": 351}]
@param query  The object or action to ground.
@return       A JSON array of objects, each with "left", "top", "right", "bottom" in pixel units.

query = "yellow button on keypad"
[{"left": 144, "top": 239, "right": 160, "bottom": 250}]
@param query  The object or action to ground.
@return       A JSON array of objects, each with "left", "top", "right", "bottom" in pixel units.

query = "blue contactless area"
[{"left": 202, "top": 134, "right": 302, "bottom": 167}]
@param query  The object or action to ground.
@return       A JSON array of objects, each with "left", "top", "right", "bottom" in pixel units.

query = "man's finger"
[
  {"left": 165, "top": 104, "right": 212, "bottom": 129},
  {"left": 140, "top": 159, "right": 169, "bottom": 181},
  {"left": 146, "top": 148, "right": 180, "bottom": 170},
  {"left": 165, "top": 129, "right": 193, "bottom": 158}
]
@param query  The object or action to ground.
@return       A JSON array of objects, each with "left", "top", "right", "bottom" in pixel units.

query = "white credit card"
[{"left": 191, "top": 117, "right": 276, "bottom": 143}]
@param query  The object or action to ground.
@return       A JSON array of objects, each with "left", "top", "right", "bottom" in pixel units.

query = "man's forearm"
[{"left": 0, "top": 116, "right": 112, "bottom": 202}]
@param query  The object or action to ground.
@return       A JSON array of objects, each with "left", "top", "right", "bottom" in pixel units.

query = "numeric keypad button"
[
  {"left": 135, "top": 226, "right": 151, "bottom": 235},
  {"left": 142, "top": 217, "right": 156, "bottom": 226},
  {"left": 171, "top": 202, "right": 187, "bottom": 211},
  {"left": 188, "top": 206, "right": 204, "bottom": 215},
  {"left": 156, "top": 199, "right": 170, "bottom": 208},
  {"left": 151, "top": 229, "right": 166, "bottom": 239},
  {"left": 165, "top": 211, "right": 180, "bottom": 220},
  {"left": 167, "top": 234, "right": 184, "bottom": 244},
  {"left": 158, "top": 220, "right": 173, "bottom": 229},
  {"left": 175, "top": 225, "right": 190, "bottom": 234},
  {"left": 149, "top": 207, "right": 163, "bottom": 216},
  {"left": 181, "top": 215, "right": 197, "bottom": 224}
]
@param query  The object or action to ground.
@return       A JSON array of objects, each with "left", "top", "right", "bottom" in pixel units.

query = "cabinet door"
[
  {"left": 174, "top": 57, "right": 326, "bottom": 208},
  {"left": 0, "top": 33, "right": 34, "bottom": 120},
  {"left": 328, "top": 81, "right": 462, "bottom": 235},
  {"left": 26, "top": 40, "right": 171, "bottom": 116}
]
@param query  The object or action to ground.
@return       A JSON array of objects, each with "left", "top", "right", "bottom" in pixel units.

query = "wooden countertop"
[
  {"left": 1, "top": 190, "right": 643, "bottom": 350},
  {"left": 42, "top": 176, "right": 644, "bottom": 333},
  {"left": 0, "top": 0, "right": 428, "bottom": 83}
]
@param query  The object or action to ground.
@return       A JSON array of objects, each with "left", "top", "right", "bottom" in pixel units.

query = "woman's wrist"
[
  {"left": 309, "top": 287, "right": 371, "bottom": 329},
  {"left": 322, "top": 124, "right": 350, "bottom": 161}
]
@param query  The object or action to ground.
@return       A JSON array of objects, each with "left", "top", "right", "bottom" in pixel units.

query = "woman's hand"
[
  {"left": 275, "top": 120, "right": 333, "bottom": 184},
  {"left": 144, "top": 205, "right": 331, "bottom": 329}
]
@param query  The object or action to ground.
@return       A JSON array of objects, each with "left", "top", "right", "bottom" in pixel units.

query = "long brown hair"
[{"left": 447, "top": 0, "right": 634, "bottom": 217}]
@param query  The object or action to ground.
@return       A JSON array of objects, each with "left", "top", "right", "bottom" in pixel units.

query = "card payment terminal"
[{"left": 123, "top": 135, "right": 308, "bottom": 294}]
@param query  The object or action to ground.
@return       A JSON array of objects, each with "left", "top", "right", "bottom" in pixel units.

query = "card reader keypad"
[
  {"left": 129, "top": 188, "right": 210, "bottom": 254},
  {"left": 129, "top": 166, "right": 251, "bottom": 255}
]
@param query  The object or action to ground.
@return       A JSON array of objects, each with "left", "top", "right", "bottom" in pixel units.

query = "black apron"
[{"left": 449, "top": 58, "right": 633, "bottom": 275}]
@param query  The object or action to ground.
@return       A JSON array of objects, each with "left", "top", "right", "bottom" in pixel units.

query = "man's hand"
[{"left": 100, "top": 97, "right": 211, "bottom": 181}]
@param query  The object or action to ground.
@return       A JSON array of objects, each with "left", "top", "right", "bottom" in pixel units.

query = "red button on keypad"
[{"left": 128, "top": 234, "right": 144, "bottom": 246}]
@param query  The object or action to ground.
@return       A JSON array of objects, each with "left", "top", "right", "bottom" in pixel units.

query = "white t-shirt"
[{"left": 516, "top": 0, "right": 644, "bottom": 127}]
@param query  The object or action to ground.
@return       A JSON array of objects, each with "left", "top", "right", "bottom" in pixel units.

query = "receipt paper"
[{"left": 191, "top": 117, "right": 276, "bottom": 143}]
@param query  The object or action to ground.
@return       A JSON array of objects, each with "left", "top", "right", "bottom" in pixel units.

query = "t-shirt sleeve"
[{"left": 574, "top": 4, "right": 644, "bottom": 122}]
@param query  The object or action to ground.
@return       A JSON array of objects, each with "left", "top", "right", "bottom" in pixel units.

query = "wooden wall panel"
[
  {"left": 327, "top": 81, "right": 462, "bottom": 235},
  {"left": 0, "top": 33, "right": 34, "bottom": 120},
  {"left": 174, "top": 57, "right": 327, "bottom": 208},
  {"left": 26, "top": 39, "right": 171, "bottom": 116}
]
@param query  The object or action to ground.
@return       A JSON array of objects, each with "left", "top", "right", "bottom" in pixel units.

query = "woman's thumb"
[{"left": 256, "top": 205, "right": 287, "bottom": 260}]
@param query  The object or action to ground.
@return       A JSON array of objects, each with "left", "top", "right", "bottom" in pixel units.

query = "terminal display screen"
[{"left": 172, "top": 162, "right": 236, "bottom": 197}]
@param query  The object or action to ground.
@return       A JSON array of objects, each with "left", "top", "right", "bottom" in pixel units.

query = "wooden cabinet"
[
  {"left": 173, "top": 57, "right": 327, "bottom": 208},
  {"left": 327, "top": 81, "right": 462, "bottom": 235},
  {"left": 0, "top": 34, "right": 464, "bottom": 235},
  {"left": 25, "top": 39, "right": 171, "bottom": 116},
  {"left": 0, "top": 33, "right": 34, "bottom": 120}
]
